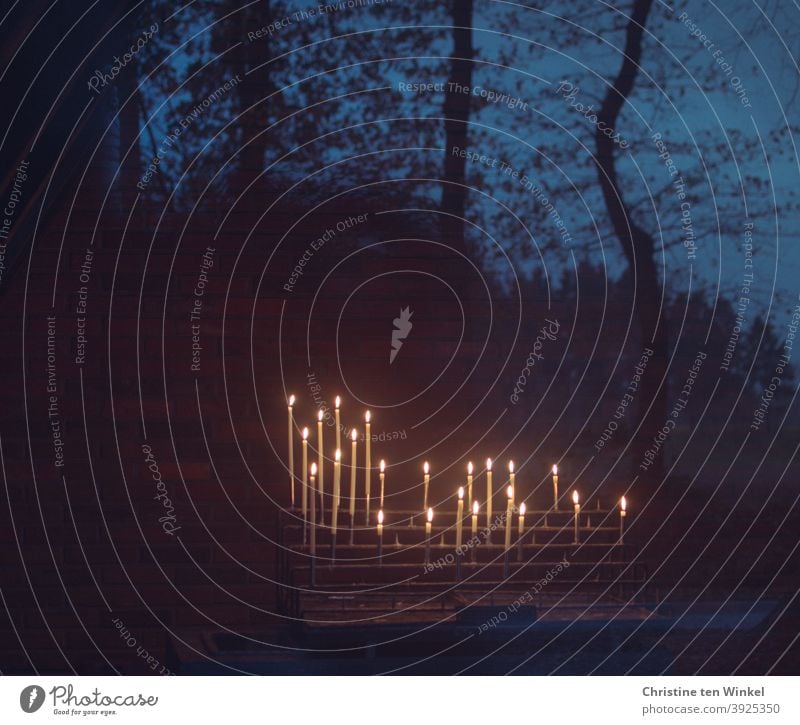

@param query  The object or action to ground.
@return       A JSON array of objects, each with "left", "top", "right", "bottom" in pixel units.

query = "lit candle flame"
[
  {"left": 302, "top": 427, "right": 308, "bottom": 440},
  {"left": 380, "top": 459, "right": 385, "bottom": 473},
  {"left": 423, "top": 461, "right": 429, "bottom": 474},
  {"left": 427, "top": 507, "right": 433, "bottom": 523},
  {"left": 335, "top": 449, "right": 341, "bottom": 462},
  {"left": 467, "top": 461, "right": 473, "bottom": 475},
  {"left": 351, "top": 429, "right": 358, "bottom": 441},
  {"left": 621, "top": 496, "right": 627, "bottom": 512},
  {"left": 507, "top": 485, "right": 514, "bottom": 499},
  {"left": 335, "top": 396, "right": 341, "bottom": 409},
  {"left": 458, "top": 486, "right": 464, "bottom": 500},
  {"left": 552, "top": 464, "right": 558, "bottom": 475},
  {"left": 288, "top": 394, "right": 295, "bottom": 406},
  {"left": 317, "top": 409, "right": 324, "bottom": 421},
  {"left": 520, "top": 502, "right": 526, "bottom": 516},
  {"left": 365, "top": 410, "right": 371, "bottom": 422},
  {"left": 486, "top": 457, "right": 492, "bottom": 470},
  {"left": 572, "top": 490, "right": 579, "bottom": 505},
  {"left": 508, "top": 460, "right": 515, "bottom": 473},
  {"left": 473, "top": 501, "right": 479, "bottom": 515},
  {"left": 378, "top": 510, "right": 384, "bottom": 525},
  {"left": 310, "top": 462, "right": 317, "bottom": 475}
]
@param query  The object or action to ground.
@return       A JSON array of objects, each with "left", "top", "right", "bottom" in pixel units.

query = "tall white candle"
[
  {"left": 335, "top": 396, "right": 341, "bottom": 454},
  {"left": 517, "top": 502, "right": 526, "bottom": 561},
  {"left": 379, "top": 459, "right": 386, "bottom": 509},
  {"left": 504, "top": 484, "right": 514, "bottom": 550},
  {"left": 508, "top": 460, "right": 516, "bottom": 507},
  {"left": 486, "top": 458, "right": 493, "bottom": 532},
  {"left": 364, "top": 411, "right": 371, "bottom": 523},
  {"left": 466, "top": 461, "right": 473, "bottom": 504},
  {"left": 349, "top": 429, "right": 358, "bottom": 521},
  {"left": 309, "top": 462, "right": 317, "bottom": 556},
  {"left": 287, "top": 395, "right": 295, "bottom": 507},
  {"left": 619, "top": 496, "right": 627, "bottom": 544},
  {"left": 471, "top": 500, "right": 479, "bottom": 540},
  {"left": 456, "top": 487, "right": 464, "bottom": 549},
  {"left": 423, "top": 461, "right": 430, "bottom": 512},
  {"left": 573, "top": 490, "right": 580, "bottom": 544},
  {"left": 552, "top": 464, "right": 559, "bottom": 510},
  {"left": 317, "top": 409, "right": 324, "bottom": 521},
  {"left": 301, "top": 427, "right": 309, "bottom": 521}
]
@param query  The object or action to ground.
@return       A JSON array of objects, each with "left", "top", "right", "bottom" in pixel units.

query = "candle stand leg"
[
  {"left": 330, "top": 534, "right": 336, "bottom": 564},
  {"left": 456, "top": 552, "right": 462, "bottom": 581},
  {"left": 350, "top": 514, "right": 355, "bottom": 546}
]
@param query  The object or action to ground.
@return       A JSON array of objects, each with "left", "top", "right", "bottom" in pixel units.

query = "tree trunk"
[{"left": 594, "top": 0, "right": 669, "bottom": 480}]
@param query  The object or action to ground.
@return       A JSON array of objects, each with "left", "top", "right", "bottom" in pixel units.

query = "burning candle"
[
  {"left": 301, "top": 427, "right": 309, "bottom": 521},
  {"left": 364, "top": 411, "right": 371, "bottom": 523},
  {"left": 467, "top": 462, "right": 474, "bottom": 504},
  {"left": 425, "top": 507, "right": 433, "bottom": 564},
  {"left": 379, "top": 459, "right": 386, "bottom": 509},
  {"left": 471, "top": 500, "right": 479, "bottom": 540},
  {"left": 287, "top": 395, "right": 295, "bottom": 507},
  {"left": 456, "top": 487, "right": 464, "bottom": 549},
  {"left": 349, "top": 429, "right": 358, "bottom": 521},
  {"left": 309, "top": 462, "right": 317, "bottom": 556},
  {"left": 517, "top": 502, "right": 526, "bottom": 560},
  {"left": 573, "top": 490, "right": 580, "bottom": 544},
  {"left": 508, "top": 460, "right": 516, "bottom": 505},
  {"left": 485, "top": 458, "right": 493, "bottom": 537},
  {"left": 619, "top": 496, "right": 627, "bottom": 544},
  {"left": 504, "top": 484, "right": 514, "bottom": 550},
  {"left": 317, "top": 409, "right": 325, "bottom": 521},
  {"left": 423, "top": 461, "right": 430, "bottom": 511},
  {"left": 552, "top": 464, "right": 559, "bottom": 510},
  {"left": 332, "top": 449, "right": 341, "bottom": 534},
  {"left": 335, "top": 396, "right": 341, "bottom": 453},
  {"left": 377, "top": 509, "right": 384, "bottom": 564}
]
